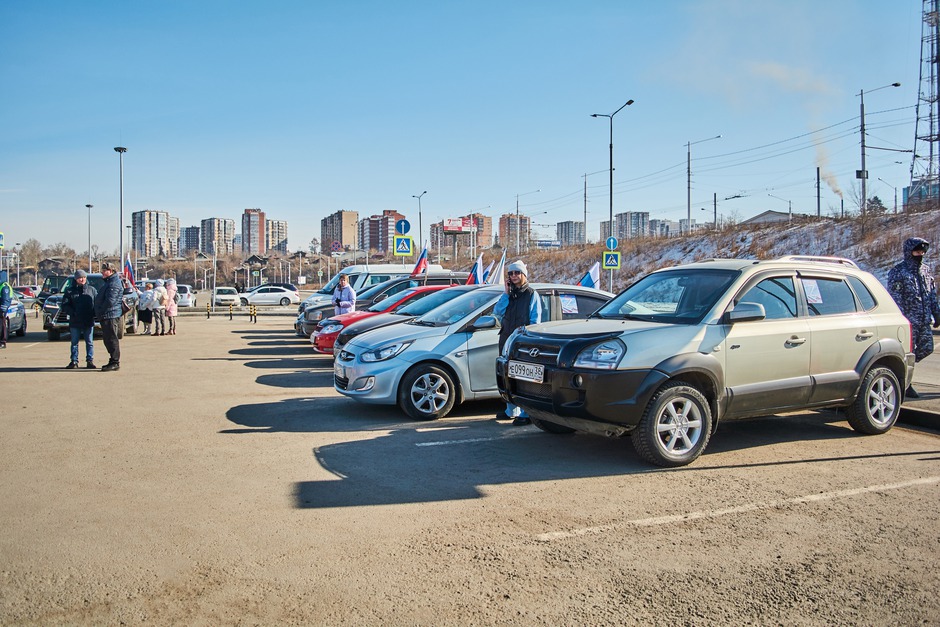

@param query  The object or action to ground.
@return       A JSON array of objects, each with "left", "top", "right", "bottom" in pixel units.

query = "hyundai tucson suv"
[{"left": 496, "top": 256, "right": 915, "bottom": 467}]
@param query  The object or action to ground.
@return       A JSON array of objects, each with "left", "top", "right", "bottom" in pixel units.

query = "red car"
[{"left": 311, "top": 285, "right": 448, "bottom": 355}]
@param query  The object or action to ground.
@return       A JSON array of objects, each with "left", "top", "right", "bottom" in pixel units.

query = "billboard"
[{"left": 443, "top": 217, "right": 475, "bottom": 233}]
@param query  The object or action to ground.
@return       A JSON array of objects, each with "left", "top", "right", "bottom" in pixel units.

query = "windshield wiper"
[{"left": 409, "top": 319, "right": 438, "bottom": 327}]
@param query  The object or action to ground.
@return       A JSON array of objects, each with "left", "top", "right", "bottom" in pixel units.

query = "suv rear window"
[{"left": 846, "top": 275, "right": 877, "bottom": 311}]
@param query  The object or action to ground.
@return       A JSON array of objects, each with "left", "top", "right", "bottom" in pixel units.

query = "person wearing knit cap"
[
  {"left": 493, "top": 259, "right": 542, "bottom": 426},
  {"left": 0, "top": 270, "right": 11, "bottom": 349},
  {"left": 152, "top": 279, "right": 168, "bottom": 336},
  {"left": 887, "top": 237, "right": 940, "bottom": 398},
  {"left": 93, "top": 261, "right": 124, "bottom": 371},
  {"left": 61, "top": 268, "right": 98, "bottom": 368}
]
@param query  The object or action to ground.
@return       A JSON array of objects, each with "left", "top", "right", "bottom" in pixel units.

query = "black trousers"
[{"left": 101, "top": 317, "right": 121, "bottom": 364}]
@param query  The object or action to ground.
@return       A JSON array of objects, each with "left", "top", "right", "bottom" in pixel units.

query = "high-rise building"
[
  {"left": 266, "top": 219, "right": 288, "bottom": 254},
  {"left": 614, "top": 211, "right": 650, "bottom": 239},
  {"left": 498, "top": 213, "right": 531, "bottom": 254},
  {"left": 321, "top": 210, "right": 358, "bottom": 253},
  {"left": 600, "top": 220, "right": 614, "bottom": 241},
  {"left": 131, "top": 210, "right": 176, "bottom": 258},
  {"left": 201, "top": 218, "right": 236, "bottom": 255},
  {"left": 358, "top": 210, "right": 404, "bottom": 254},
  {"left": 468, "top": 213, "right": 493, "bottom": 249},
  {"left": 179, "top": 226, "right": 200, "bottom": 254},
  {"left": 167, "top": 216, "right": 180, "bottom": 257},
  {"left": 556, "top": 221, "right": 585, "bottom": 246},
  {"left": 241, "top": 208, "right": 266, "bottom": 255}
]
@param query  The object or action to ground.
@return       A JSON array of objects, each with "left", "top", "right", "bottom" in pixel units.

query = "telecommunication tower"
[{"left": 910, "top": 0, "right": 940, "bottom": 205}]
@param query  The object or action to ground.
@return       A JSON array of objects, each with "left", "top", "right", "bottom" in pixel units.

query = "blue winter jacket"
[{"left": 94, "top": 273, "right": 125, "bottom": 320}]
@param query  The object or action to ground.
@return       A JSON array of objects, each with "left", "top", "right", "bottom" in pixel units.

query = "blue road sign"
[
  {"left": 606, "top": 236, "right": 618, "bottom": 250},
  {"left": 394, "top": 235, "right": 414, "bottom": 256},
  {"left": 396, "top": 219, "right": 411, "bottom": 235},
  {"left": 602, "top": 251, "right": 621, "bottom": 270}
]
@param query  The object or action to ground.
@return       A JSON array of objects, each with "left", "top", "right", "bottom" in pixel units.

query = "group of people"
[
  {"left": 60, "top": 263, "right": 125, "bottom": 371},
  {"left": 136, "top": 278, "right": 179, "bottom": 336},
  {"left": 57, "top": 267, "right": 183, "bottom": 372}
]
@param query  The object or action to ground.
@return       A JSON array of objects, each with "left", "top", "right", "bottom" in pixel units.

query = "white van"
[{"left": 299, "top": 263, "right": 446, "bottom": 312}]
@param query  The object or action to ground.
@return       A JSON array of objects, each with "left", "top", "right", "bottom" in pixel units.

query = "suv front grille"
[
  {"left": 515, "top": 379, "right": 552, "bottom": 400},
  {"left": 511, "top": 339, "right": 563, "bottom": 365}
]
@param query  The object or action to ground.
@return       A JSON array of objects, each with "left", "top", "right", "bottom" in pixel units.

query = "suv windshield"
[
  {"left": 596, "top": 269, "right": 739, "bottom": 324},
  {"left": 411, "top": 288, "right": 498, "bottom": 327}
]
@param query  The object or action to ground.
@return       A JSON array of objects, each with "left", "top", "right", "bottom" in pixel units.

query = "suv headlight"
[
  {"left": 306, "top": 310, "right": 324, "bottom": 322},
  {"left": 574, "top": 339, "right": 626, "bottom": 370},
  {"left": 361, "top": 340, "right": 413, "bottom": 362}
]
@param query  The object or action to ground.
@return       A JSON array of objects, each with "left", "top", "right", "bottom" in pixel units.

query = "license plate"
[{"left": 508, "top": 360, "right": 544, "bottom": 383}]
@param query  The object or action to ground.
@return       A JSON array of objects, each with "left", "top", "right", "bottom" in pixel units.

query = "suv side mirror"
[{"left": 725, "top": 302, "right": 766, "bottom": 323}]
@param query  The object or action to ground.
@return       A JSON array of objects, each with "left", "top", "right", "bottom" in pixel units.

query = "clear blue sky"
[{"left": 0, "top": 0, "right": 923, "bottom": 255}]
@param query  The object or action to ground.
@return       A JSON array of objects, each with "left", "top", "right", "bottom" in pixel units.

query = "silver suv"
[{"left": 496, "top": 256, "right": 915, "bottom": 467}]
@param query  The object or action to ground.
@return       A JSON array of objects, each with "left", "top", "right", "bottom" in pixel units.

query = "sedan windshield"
[
  {"left": 394, "top": 286, "right": 474, "bottom": 316},
  {"left": 411, "top": 288, "right": 498, "bottom": 327},
  {"left": 367, "top": 288, "right": 418, "bottom": 312},
  {"left": 595, "top": 269, "right": 738, "bottom": 324}
]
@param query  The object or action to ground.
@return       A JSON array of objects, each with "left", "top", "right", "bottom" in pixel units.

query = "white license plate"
[{"left": 508, "top": 360, "right": 544, "bottom": 383}]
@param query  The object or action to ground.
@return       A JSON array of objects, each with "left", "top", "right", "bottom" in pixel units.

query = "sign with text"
[{"left": 443, "top": 217, "right": 475, "bottom": 233}]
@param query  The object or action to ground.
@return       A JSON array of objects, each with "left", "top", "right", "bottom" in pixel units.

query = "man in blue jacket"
[
  {"left": 0, "top": 270, "right": 11, "bottom": 349},
  {"left": 61, "top": 269, "right": 98, "bottom": 369},
  {"left": 94, "top": 262, "right": 124, "bottom": 371}
]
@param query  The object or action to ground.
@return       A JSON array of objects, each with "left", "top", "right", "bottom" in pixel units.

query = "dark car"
[
  {"left": 37, "top": 274, "right": 70, "bottom": 308},
  {"left": 294, "top": 272, "right": 468, "bottom": 337},
  {"left": 43, "top": 274, "right": 140, "bottom": 341}
]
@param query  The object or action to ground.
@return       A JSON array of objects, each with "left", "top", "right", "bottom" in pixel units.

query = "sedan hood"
[
  {"left": 342, "top": 312, "right": 412, "bottom": 337},
  {"left": 343, "top": 319, "right": 447, "bottom": 352}
]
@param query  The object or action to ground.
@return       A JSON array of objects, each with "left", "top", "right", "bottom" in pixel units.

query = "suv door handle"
[
  {"left": 856, "top": 331, "right": 874, "bottom": 340},
  {"left": 786, "top": 336, "right": 807, "bottom": 346}
]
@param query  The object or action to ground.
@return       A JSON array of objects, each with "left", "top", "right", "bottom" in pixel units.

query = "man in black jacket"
[
  {"left": 94, "top": 262, "right": 124, "bottom": 371},
  {"left": 61, "top": 269, "right": 98, "bottom": 369}
]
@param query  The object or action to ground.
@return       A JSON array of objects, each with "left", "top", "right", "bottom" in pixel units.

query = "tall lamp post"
[
  {"left": 14, "top": 243, "right": 21, "bottom": 285},
  {"left": 591, "top": 99, "right": 633, "bottom": 237},
  {"left": 877, "top": 177, "right": 899, "bottom": 213},
  {"left": 857, "top": 82, "right": 900, "bottom": 216},
  {"left": 114, "top": 147, "right": 127, "bottom": 267},
  {"left": 412, "top": 191, "right": 427, "bottom": 249},
  {"left": 687, "top": 135, "right": 721, "bottom": 235},
  {"left": 514, "top": 189, "right": 540, "bottom": 254},
  {"left": 768, "top": 194, "right": 792, "bottom": 223},
  {"left": 86, "top": 204, "right": 93, "bottom": 272}
]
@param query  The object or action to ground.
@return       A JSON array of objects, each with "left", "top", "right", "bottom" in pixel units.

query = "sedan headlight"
[
  {"left": 360, "top": 340, "right": 413, "bottom": 363},
  {"left": 574, "top": 339, "right": 626, "bottom": 370},
  {"left": 319, "top": 323, "right": 343, "bottom": 335}
]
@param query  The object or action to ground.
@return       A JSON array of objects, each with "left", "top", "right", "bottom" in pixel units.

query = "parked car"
[
  {"left": 247, "top": 282, "right": 299, "bottom": 294},
  {"left": 43, "top": 274, "right": 140, "bottom": 340},
  {"left": 332, "top": 284, "right": 476, "bottom": 356},
  {"left": 176, "top": 284, "right": 197, "bottom": 307},
  {"left": 4, "top": 293, "right": 28, "bottom": 338},
  {"left": 212, "top": 286, "right": 239, "bottom": 306},
  {"left": 496, "top": 256, "right": 915, "bottom": 468},
  {"left": 12, "top": 286, "right": 37, "bottom": 308},
  {"left": 37, "top": 274, "right": 70, "bottom": 308},
  {"left": 295, "top": 272, "right": 468, "bottom": 336},
  {"left": 335, "top": 283, "right": 613, "bottom": 420},
  {"left": 240, "top": 285, "right": 300, "bottom": 306},
  {"left": 311, "top": 285, "right": 449, "bottom": 354},
  {"left": 298, "top": 263, "right": 448, "bottom": 314}
]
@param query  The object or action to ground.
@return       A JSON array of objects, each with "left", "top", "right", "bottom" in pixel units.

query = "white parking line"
[
  {"left": 536, "top": 476, "right": 940, "bottom": 542},
  {"left": 416, "top": 431, "right": 539, "bottom": 447}
]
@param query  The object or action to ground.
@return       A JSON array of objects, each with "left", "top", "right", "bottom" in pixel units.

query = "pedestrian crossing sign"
[
  {"left": 394, "top": 235, "right": 414, "bottom": 256},
  {"left": 602, "top": 251, "right": 621, "bottom": 270}
]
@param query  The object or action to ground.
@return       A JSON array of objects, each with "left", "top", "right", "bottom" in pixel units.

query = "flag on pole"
[
  {"left": 466, "top": 254, "right": 485, "bottom": 285},
  {"left": 124, "top": 255, "right": 136, "bottom": 286},
  {"left": 577, "top": 261, "right": 600, "bottom": 289},
  {"left": 410, "top": 240, "right": 429, "bottom": 277},
  {"left": 486, "top": 249, "right": 507, "bottom": 285},
  {"left": 481, "top": 261, "right": 494, "bottom": 283}
]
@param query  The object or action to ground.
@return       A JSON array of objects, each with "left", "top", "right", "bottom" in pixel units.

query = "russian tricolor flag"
[
  {"left": 466, "top": 254, "right": 485, "bottom": 285},
  {"left": 577, "top": 261, "right": 600, "bottom": 289},
  {"left": 410, "top": 241, "right": 429, "bottom": 277},
  {"left": 124, "top": 255, "right": 136, "bottom": 286}
]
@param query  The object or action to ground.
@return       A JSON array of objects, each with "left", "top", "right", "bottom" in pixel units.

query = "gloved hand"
[{"left": 934, "top": 317, "right": 940, "bottom": 328}]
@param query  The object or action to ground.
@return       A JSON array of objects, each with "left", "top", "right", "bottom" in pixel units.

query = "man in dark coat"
[
  {"left": 94, "top": 262, "right": 125, "bottom": 371},
  {"left": 887, "top": 237, "right": 940, "bottom": 397},
  {"left": 0, "top": 270, "right": 11, "bottom": 349},
  {"left": 61, "top": 269, "right": 98, "bottom": 369}
]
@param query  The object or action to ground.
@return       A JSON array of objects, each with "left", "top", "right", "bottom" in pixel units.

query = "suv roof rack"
[{"left": 776, "top": 255, "right": 859, "bottom": 268}]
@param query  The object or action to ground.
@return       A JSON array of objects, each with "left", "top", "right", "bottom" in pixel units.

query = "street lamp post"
[
  {"left": 592, "top": 100, "right": 634, "bottom": 292},
  {"left": 14, "top": 244, "right": 21, "bottom": 285},
  {"left": 687, "top": 135, "right": 721, "bottom": 235},
  {"left": 86, "top": 204, "right": 93, "bottom": 272},
  {"left": 768, "top": 194, "right": 792, "bottom": 222},
  {"left": 412, "top": 191, "right": 427, "bottom": 249},
  {"left": 857, "top": 83, "right": 900, "bottom": 215},
  {"left": 877, "top": 177, "right": 899, "bottom": 213},
  {"left": 514, "top": 189, "right": 541, "bottom": 255},
  {"left": 114, "top": 147, "right": 127, "bottom": 267}
]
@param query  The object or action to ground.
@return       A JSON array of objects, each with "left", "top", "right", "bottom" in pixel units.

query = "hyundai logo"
[{"left": 527, "top": 348, "right": 540, "bottom": 358}]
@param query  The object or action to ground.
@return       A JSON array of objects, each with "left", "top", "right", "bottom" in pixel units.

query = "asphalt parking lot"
[{"left": 1, "top": 315, "right": 939, "bottom": 625}]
